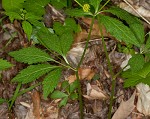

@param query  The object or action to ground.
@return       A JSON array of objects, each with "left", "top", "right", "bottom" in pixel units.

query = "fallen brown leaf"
[
  {"left": 83, "top": 83, "right": 108, "bottom": 100},
  {"left": 66, "top": 68, "right": 96, "bottom": 83},
  {"left": 112, "top": 91, "right": 136, "bottom": 119}
]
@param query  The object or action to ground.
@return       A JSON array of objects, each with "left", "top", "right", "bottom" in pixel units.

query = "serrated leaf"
[
  {"left": 129, "top": 23, "right": 144, "bottom": 44},
  {"left": 60, "top": 33, "right": 73, "bottom": 56},
  {"left": 50, "top": 90, "right": 68, "bottom": 99},
  {"left": 23, "top": 0, "right": 49, "bottom": 16},
  {"left": 22, "top": 21, "right": 32, "bottom": 40},
  {"left": 0, "top": 98, "right": 7, "bottom": 104},
  {"left": 65, "top": 8, "right": 92, "bottom": 17},
  {"left": 138, "top": 63, "right": 150, "bottom": 78},
  {"left": 89, "top": 0, "right": 101, "bottom": 12},
  {"left": 37, "top": 27, "right": 62, "bottom": 54},
  {"left": 0, "top": 59, "right": 13, "bottom": 70},
  {"left": 2, "top": 0, "right": 25, "bottom": 12},
  {"left": 5, "top": 12, "right": 23, "bottom": 22},
  {"left": 59, "top": 96, "right": 68, "bottom": 107},
  {"left": 12, "top": 64, "right": 57, "bottom": 84},
  {"left": 129, "top": 54, "right": 145, "bottom": 72},
  {"left": 99, "top": 15, "right": 140, "bottom": 47},
  {"left": 105, "top": 7, "right": 144, "bottom": 44},
  {"left": 43, "top": 68, "right": 62, "bottom": 99},
  {"left": 64, "top": 18, "right": 78, "bottom": 32},
  {"left": 9, "top": 47, "right": 52, "bottom": 64},
  {"left": 105, "top": 7, "right": 140, "bottom": 25}
]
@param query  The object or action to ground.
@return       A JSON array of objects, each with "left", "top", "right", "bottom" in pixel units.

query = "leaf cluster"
[{"left": 50, "top": 80, "right": 78, "bottom": 107}]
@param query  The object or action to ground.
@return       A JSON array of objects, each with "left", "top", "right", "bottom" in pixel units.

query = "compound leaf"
[
  {"left": 43, "top": 68, "right": 62, "bottom": 99},
  {"left": 105, "top": 7, "right": 144, "bottom": 44},
  {"left": 22, "top": 21, "right": 32, "bottom": 40},
  {"left": 99, "top": 15, "right": 140, "bottom": 47},
  {"left": 12, "top": 64, "right": 57, "bottom": 84},
  {"left": 9, "top": 47, "right": 52, "bottom": 64},
  {"left": 0, "top": 59, "right": 13, "bottom": 70}
]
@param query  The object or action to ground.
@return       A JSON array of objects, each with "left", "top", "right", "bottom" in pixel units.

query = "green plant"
[
  {"left": 1, "top": 0, "right": 150, "bottom": 118},
  {"left": 51, "top": 80, "right": 78, "bottom": 107}
]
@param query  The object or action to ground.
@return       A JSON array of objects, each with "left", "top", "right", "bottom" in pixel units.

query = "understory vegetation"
[{"left": 0, "top": 0, "right": 150, "bottom": 118}]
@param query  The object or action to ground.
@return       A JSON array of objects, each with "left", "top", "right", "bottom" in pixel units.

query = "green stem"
[
  {"left": 77, "top": 16, "right": 95, "bottom": 68},
  {"left": 75, "top": 71, "right": 84, "bottom": 119},
  {"left": 75, "top": 16, "right": 95, "bottom": 119},
  {"left": 98, "top": 0, "right": 111, "bottom": 13},
  {"left": 74, "top": 0, "right": 83, "bottom": 7},
  {"left": 9, "top": 83, "right": 22, "bottom": 110},
  {"left": 97, "top": 15, "right": 115, "bottom": 119}
]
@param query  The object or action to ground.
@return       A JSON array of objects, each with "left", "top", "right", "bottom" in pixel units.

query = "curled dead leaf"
[{"left": 83, "top": 83, "right": 108, "bottom": 100}]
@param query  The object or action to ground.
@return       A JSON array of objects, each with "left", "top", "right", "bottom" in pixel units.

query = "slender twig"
[{"left": 97, "top": 15, "right": 115, "bottom": 119}]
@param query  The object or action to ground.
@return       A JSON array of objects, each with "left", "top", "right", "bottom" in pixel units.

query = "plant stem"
[
  {"left": 97, "top": 16, "right": 115, "bottom": 119},
  {"left": 9, "top": 83, "right": 22, "bottom": 110},
  {"left": 75, "top": 16, "right": 95, "bottom": 119}
]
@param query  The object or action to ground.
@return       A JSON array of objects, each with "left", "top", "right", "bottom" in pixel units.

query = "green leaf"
[
  {"left": 22, "top": 21, "right": 32, "bottom": 40},
  {"left": 128, "top": 54, "right": 145, "bottom": 72},
  {"left": 23, "top": 0, "right": 49, "bottom": 16},
  {"left": 50, "top": 90, "right": 68, "bottom": 99},
  {"left": 0, "top": 98, "right": 7, "bottom": 104},
  {"left": 28, "top": 19, "right": 44, "bottom": 28},
  {"left": 53, "top": 22, "right": 64, "bottom": 36},
  {"left": 105, "top": 7, "right": 140, "bottom": 25},
  {"left": 43, "top": 68, "right": 62, "bottom": 99},
  {"left": 2, "top": 0, "right": 25, "bottom": 12},
  {"left": 60, "top": 33, "right": 73, "bottom": 56},
  {"left": 5, "top": 12, "right": 23, "bottom": 22},
  {"left": 0, "top": 59, "right": 13, "bottom": 70},
  {"left": 9, "top": 47, "right": 52, "bottom": 64},
  {"left": 70, "top": 93, "right": 78, "bottom": 100},
  {"left": 129, "top": 23, "right": 144, "bottom": 44},
  {"left": 25, "top": 12, "right": 42, "bottom": 20},
  {"left": 59, "top": 96, "right": 68, "bottom": 107},
  {"left": 99, "top": 15, "right": 140, "bottom": 47},
  {"left": 122, "top": 70, "right": 143, "bottom": 87},
  {"left": 37, "top": 27, "right": 61, "bottom": 54},
  {"left": 65, "top": 8, "right": 92, "bottom": 17},
  {"left": 64, "top": 18, "right": 78, "bottom": 32},
  {"left": 50, "top": 0, "right": 67, "bottom": 9},
  {"left": 61, "top": 81, "right": 69, "bottom": 92},
  {"left": 89, "top": 0, "right": 101, "bottom": 12},
  {"left": 105, "top": 7, "right": 144, "bottom": 44},
  {"left": 69, "top": 80, "right": 78, "bottom": 93},
  {"left": 138, "top": 63, "right": 150, "bottom": 78},
  {"left": 12, "top": 64, "right": 57, "bottom": 84}
]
